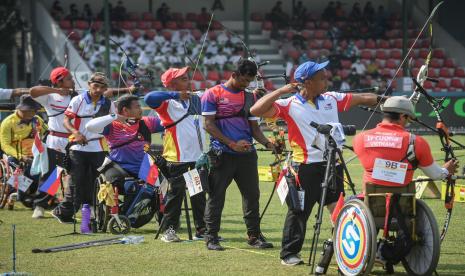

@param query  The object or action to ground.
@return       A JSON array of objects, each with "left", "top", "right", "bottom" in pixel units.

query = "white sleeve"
[
  {"left": 85, "top": 114, "right": 116, "bottom": 133},
  {"left": 419, "top": 162, "right": 449, "bottom": 180},
  {"left": 0, "top": 88, "right": 13, "bottom": 100},
  {"left": 32, "top": 94, "right": 50, "bottom": 106}
]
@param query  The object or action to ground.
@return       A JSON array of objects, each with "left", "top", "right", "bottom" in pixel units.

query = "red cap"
[
  {"left": 50, "top": 67, "right": 70, "bottom": 84},
  {"left": 161, "top": 67, "right": 189, "bottom": 87}
]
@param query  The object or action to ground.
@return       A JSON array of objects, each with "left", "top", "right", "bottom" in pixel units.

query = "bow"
[
  {"left": 392, "top": 1, "right": 461, "bottom": 243},
  {"left": 109, "top": 37, "right": 154, "bottom": 96}
]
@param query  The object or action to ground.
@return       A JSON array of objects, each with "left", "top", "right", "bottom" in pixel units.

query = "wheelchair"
[
  {"left": 94, "top": 169, "right": 163, "bottom": 235},
  {"left": 0, "top": 155, "right": 15, "bottom": 209},
  {"left": 333, "top": 182, "right": 440, "bottom": 276}
]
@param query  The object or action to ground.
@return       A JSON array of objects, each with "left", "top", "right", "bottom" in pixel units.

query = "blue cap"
[{"left": 294, "top": 60, "right": 329, "bottom": 83}]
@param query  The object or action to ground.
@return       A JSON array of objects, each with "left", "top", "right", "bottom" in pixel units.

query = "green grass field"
[{"left": 1, "top": 136, "right": 465, "bottom": 275}]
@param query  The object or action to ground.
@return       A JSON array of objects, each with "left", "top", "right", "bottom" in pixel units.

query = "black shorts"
[{"left": 297, "top": 162, "right": 345, "bottom": 206}]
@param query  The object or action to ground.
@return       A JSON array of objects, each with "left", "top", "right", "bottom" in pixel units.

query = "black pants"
[
  {"left": 280, "top": 162, "right": 344, "bottom": 259},
  {"left": 33, "top": 148, "right": 65, "bottom": 209},
  {"left": 54, "top": 151, "right": 105, "bottom": 218},
  {"left": 102, "top": 163, "right": 131, "bottom": 194},
  {"left": 7, "top": 157, "right": 39, "bottom": 208},
  {"left": 205, "top": 152, "right": 261, "bottom": 237},
  {"left": 162, "top": 161, "right": 206, "bottom": 232}
]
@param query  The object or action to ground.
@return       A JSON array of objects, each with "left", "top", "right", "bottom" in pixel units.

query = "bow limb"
[
  {"left": 73, "top": 63, "right": 82, "bottom": 89},
  {"left": 436, "top": 111, "right": 456, "bottom": 243},
  {"left": 183, "top": 41, "right": 207, "bottom": 84},
  {"left": 191, "top": 13, "right": 214, "bottom": 85},
  {"left": 37, "top": 31, "right": 75, "bottom": 81}
]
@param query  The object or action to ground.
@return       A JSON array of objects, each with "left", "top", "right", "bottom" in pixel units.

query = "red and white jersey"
[
  {"left": 155, "top": 96, "right": 205, "bottom": 162},
  {"left": 273, "top": 92, "right": 352, "bottom": 164},
  {"left": 34, "top": 93, "right": 72, "bottom": 152},
  {"left": 353, "top": 122, "right": 434, "bottom": 187}
]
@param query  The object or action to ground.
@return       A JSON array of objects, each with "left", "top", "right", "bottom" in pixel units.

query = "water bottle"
[
  {"left": 121, "top": 235, "right": 144, "bottom": 244},
  {"left": 80, "top": 204, "right": 92, "bottom": 234},
  {"left": 315, "top": 239, "right": 334, "bottom": 275}
]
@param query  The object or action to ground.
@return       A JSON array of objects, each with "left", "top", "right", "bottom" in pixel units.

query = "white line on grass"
[{"left": 222, "top": 245, "right": 339, "bottom": 271}]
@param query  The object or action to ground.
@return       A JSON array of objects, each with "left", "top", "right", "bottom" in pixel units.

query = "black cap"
[{"left": 17, "top": 95, "right": 41, "bottom": 111}]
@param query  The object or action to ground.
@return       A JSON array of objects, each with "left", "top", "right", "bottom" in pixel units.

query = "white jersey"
[
  {"left": 64, "top": 92, "right": 115, "bottom": 152},
  {"left": 33, "top": 90, "right": 85, "bottom": 152}
]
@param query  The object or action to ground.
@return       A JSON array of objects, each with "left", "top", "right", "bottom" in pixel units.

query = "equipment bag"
[
  {"left": 379, "top": 194, "right": 413, "bottom": 265},
  {"left": 125, "top": 183, "right": 159, "bottom": 228}
]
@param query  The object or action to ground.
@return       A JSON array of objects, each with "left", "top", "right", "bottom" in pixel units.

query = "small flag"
[
  {"left": 39, "top": 167, "right": 63, "bottom": 196},
  {"left": 138, "top": 153, "right": 159, "bottom": 186},
  {"left": 32, "top": 132, "right": 45, "bottom": 155},
  {"left": 31, "top": 132, "right": 48, "bottom": 176},
  {"left": 331, "top": 192, "right": 345, "bottom": 224}
]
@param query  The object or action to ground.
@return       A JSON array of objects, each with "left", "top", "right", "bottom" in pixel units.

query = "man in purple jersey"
[{"left": 85, "top": 95, "right": 163, "bottom": 191}]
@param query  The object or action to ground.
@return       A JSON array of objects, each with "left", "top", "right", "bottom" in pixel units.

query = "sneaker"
[
  {"left": 247, "top": 233, "right": 274, "bottom": 249},
  {"left": 281, "top": 254, "right": 304, "bottom": 266},
  {"left": 32, "top": 206, "right": 45, "bottom": 219},
  {"left": 161, "top": 226, "right": 181, "bottom": 243},
  {"left": 206, "top": 236, "right": 224, "bottom": 251},
  {"left": 51, "top": 209, "right": 76, "bottom": 224},
  {"left": 193, "top": 228, "right": 224, "bottom": 241}
]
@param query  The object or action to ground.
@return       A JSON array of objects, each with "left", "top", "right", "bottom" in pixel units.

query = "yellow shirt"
[{"left": 0, "top": 112, "right": 45, "bottom": 159}]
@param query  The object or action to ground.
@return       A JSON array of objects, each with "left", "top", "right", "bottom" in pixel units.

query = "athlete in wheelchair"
[
  {"left": 85, "top": 94, "right": 164, "bottom": 234},
  {"left": 0, "top": 95, "right": 46, "bottom": 210},
  {"left": 332, "top": 96, "right": 458, "bottom": 275}
]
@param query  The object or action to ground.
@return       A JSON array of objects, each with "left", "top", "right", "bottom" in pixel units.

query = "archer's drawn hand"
[
  {"left": 279, "top": 83, "right": 300, "bottom": 94},
  {"left": 56, "top": 88, "right": 73, "bottom": 96},
  {"left": 179, "top": 90, "right": 191, "bottom": 100},
  {"left": 253, "top": 88, "right": 267, "bottom": 99},
  {"left": 129, "top": 85, "right": 138, "bottom": 94}
]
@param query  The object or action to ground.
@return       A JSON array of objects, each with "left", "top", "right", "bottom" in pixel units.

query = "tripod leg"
[
  {"left": 154, "top": 215, "right": 166, "bottom": 239},
  {"left": 183, "top": 188, "right": 193, "bottom": 240},
  {"left": 309, "top": 146, "right": 335, "bottom": 272},
  {"left": 336, "top": 149, "right": 356, "bottom": 195},
  {"left": 260, "top": 183, "right": 277, "bottom": 221}
]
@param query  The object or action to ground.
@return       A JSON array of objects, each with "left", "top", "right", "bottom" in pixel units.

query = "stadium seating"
[{"left": 54, "top": 8, "right": 464, "bottom": 92}]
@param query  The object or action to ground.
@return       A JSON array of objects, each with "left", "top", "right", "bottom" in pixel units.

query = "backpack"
[{"left": 124, "top": 182, "right": 159, "bottom": 228}]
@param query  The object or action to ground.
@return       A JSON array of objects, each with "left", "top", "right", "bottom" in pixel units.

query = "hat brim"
[
  {"left": 172, "top": 66, "right": 190, "bottom": 79},
  {"left": 381, "top": 106, "right": 416, "bottom": 119},
  {"left": 314, "top": 60, "right": 329, "bottom": 72},
  {"left": 162, "top": 66, "right": 190, "bottom": 87}
]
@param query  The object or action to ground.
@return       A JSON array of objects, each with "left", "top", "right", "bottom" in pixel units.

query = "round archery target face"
[{"left": 335, "top": 204, "right": 370, "bottom": 275}]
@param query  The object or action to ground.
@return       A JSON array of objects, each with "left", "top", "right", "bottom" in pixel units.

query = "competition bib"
[
  {"left": 183, "top": 168, "right": 203, "bottom": 197},
  {"left": 7, "top": 175, "right": 33, "bottom": 192},
  {"left": 372, "top": 158, "right": 408, "bottom": 184}
]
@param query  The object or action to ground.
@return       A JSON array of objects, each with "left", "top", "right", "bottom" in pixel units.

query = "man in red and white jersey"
[
  {"left": 144, "top": 67, "right": 207, "bottom": 243},
  {"left": 251, "top": 60, "right": 381, "bottom": 265},
  {"left": 353, "top": 96, "right": 458, "bottom": 191}
]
